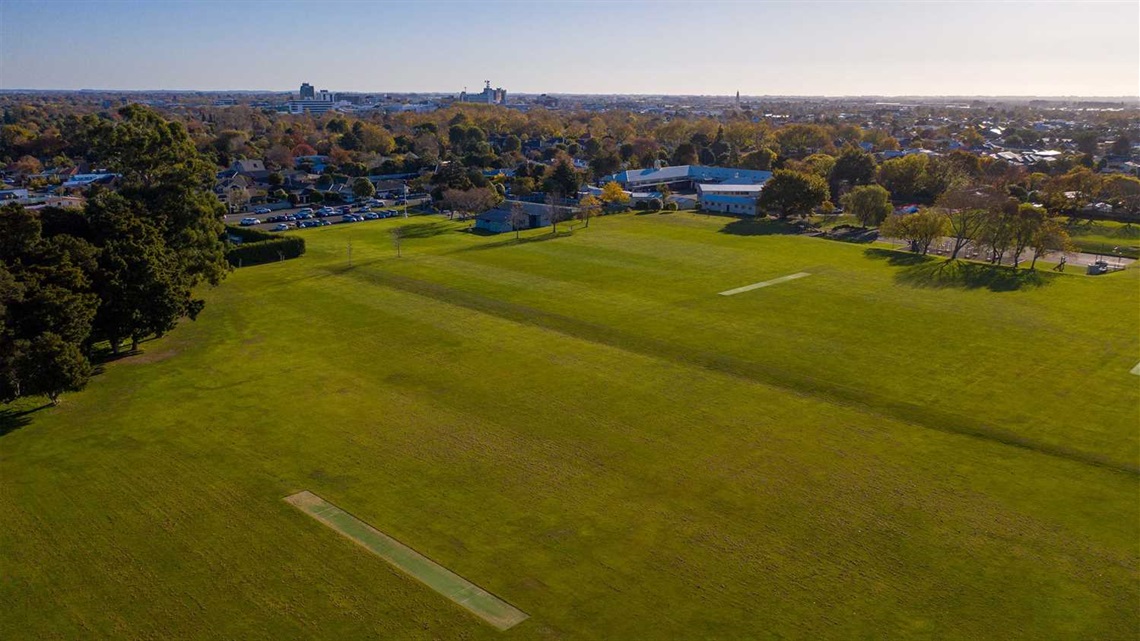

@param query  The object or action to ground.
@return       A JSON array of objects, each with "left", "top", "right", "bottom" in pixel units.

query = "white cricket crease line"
[
  {"left": 719, "top": 272, "right": 811, "bottom": 296},
  {"left": 1131, "top": 361, "right": 1140, "bottom": 376}
]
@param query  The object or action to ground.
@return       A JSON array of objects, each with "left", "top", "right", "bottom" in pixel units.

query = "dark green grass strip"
[
  {"left": 334, "top": 267, "right": 1139, "bottom": 476},
  {"left": 284, "top": 491, "right": 528, "bottom": 631}
]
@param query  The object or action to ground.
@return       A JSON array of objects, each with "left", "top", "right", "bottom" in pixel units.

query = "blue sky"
[{"left": 1, "top": 1, "right": 1137, "bottom": 96}]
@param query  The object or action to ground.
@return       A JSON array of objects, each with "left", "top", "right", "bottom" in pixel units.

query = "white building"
[{"left": 696, "top": 183, "right": 766, "bottom": 215}]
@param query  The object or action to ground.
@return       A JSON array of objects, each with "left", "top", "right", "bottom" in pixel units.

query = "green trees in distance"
[
  {"left": 0, "top": 105, "right": 227, "bottom": 404},
  {"left": 880, "top": 209, "right": 950, "bottom": 255},
  {"left": 758, "top": 170, "right": 830, "bottom": 219},
  {"left": 352, "top": 177, "right": 376, "bottom": 199},
  {"left": 843, "top": 184, "right": 893, "bottom": 228},
  {"left": 830, "top": 147, "right": 877, "bottom": 197}
]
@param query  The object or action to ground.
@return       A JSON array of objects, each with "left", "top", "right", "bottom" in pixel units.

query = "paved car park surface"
[{"left": 223, "top": 198, "right": 429, "bottom": 232}]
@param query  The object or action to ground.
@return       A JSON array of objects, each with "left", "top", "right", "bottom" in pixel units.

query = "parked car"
[
  {"left": 296, "top": 212, "right": 313, "bottom": 220},
  {"left": 298, "top": 208, "right": 313, "bottom": 216},
  {"left": 338, "top": 206, "right": 352, "bottom": 214},
  {"left": 239, "top": 217, "right": 260, "bottom": 226},
  {"left": 254, "top": 207, "right": 272, "bottom": 215},
  {"left": 363, "top": 212, "right": 380, "bottom": 220},
  {"left": 270, "top": 223, "right": 289, "bottom": 232},
  {"left": 341, "top": 214, "right": 358, "bottom": 223},
  {"left": 316, "top": 219, "right": 332, "bottom": 227}
]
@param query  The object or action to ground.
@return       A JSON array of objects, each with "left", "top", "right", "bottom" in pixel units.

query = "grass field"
[
  {"left": 1064, "top": 217, "right": 1140, "bottom": 259},
  {"left": 2, "top": 211, "right": 1138, "bottom": 640}
]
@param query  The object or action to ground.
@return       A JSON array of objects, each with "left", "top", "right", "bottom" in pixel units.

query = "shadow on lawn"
[
  {"left": 718, "top": 218, "right": 808, "bottom": 237},
  {"left": 457, "top": 229, "right": 575, "bottom": 252},
  {"left": 0, "top": 403, "right": 51, "bottom": 437},
  {"left": 395, "top": 221, "right": 452, "bottom": 239},
  {"left": 865, "top": 248, "right": 1054, "bottom": 292}
]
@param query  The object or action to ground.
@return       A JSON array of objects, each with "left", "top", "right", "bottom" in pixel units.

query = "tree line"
[{"left": 0, "top": 105, "right": 227, "bottom": 404}]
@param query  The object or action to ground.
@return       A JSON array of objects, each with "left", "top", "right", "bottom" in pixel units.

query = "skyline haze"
[{"left": 1, "top": 0, "right": 1138, "bottom": 97}]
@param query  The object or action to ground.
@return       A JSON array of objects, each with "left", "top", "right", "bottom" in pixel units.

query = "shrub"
[
  {"left": 663, "top": 202, "right": 678, "bottom": 211},
  {"left": 224, "top": 226, "right": 306, "bottom": 267},
  {"left": 634, "top": 200, "right": 649, "bottom": 211},
  {"left": 648, "top": 198, "right": 663, "bottom": 211}
]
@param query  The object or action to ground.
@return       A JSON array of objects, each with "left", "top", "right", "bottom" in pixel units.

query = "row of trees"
[
  {"left": 881, "top": 183, "right": 1073, "bottom": 269},
  {"left": 0, "top": 105, "right": 226, "bottom": 404}
]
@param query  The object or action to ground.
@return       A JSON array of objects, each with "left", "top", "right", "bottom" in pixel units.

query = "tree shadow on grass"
[
  {"left": 0, "top": 403, "right": 51, "bottom": 437},
  {"left": 457, "top": 230, "right": 574, "bottom": 252},
  {"left": 865, "top": 248, "right": 1054, "bottom": 291},
  {"left": 864, "top": 247, "right": 935, "bottom": 266},
  {"left": 824, "top": 225, "right": 879, "bottom": 244},
  {"left": 395, "top": 221, "right": 452, "bottom": 239},
  {"left": 719, "top": 218, "right": 808, "bottom": 237}
]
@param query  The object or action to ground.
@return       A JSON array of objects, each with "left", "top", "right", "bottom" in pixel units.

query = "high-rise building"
[
  {"left": 459, "top": 80, "right": 506, "bottom": 105},
  {"left": 299, "top": 82, "right": 315, "bottom": 99}
]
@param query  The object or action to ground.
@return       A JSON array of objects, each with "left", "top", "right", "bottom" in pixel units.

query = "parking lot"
[{"left": 224, "top": 197, "right": 430, "bottom": 232}]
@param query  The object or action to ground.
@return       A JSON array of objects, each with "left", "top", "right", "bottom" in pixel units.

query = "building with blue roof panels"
[{"left": 603, "top": 165, "right": 772, "bottom": 192}]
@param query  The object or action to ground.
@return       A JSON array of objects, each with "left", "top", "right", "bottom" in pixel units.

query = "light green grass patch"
[
  {"left": 719, "top": 271, "right": 811, "bottom": 296},
  {"left": 285, "top": 491, "right": 528, "bottom": 631}
]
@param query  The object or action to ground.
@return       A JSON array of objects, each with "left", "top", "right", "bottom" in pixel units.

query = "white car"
[
  {"left": 253, "top": 207, "right": 271, "bottom": 215},
  {"left": 239, "top": 217, "right": 261, "bottom": 226}
]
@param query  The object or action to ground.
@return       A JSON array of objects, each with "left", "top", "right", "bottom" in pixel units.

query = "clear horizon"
[{"left": 2, "top": 0, "right": 1138, "bottom": 97}]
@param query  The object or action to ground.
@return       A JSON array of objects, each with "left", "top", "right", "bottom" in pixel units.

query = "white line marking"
[
  {"left": 719, "top": 272, "right": 811, "bottom": 296},
  {"left": 1131, "top": 362, "right": 1140, "bottom": 375}
]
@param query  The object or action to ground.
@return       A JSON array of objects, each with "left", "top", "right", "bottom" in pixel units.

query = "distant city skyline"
[{"left": 2, "top": 1, "right": 1137, "bottom": 97}]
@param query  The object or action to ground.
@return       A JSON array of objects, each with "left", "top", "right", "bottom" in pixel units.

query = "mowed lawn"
[{"left": 2, "top": 212, "right": 1137, "bottom": 640}]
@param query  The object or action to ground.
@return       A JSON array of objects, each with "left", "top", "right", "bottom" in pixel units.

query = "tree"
[
  {"left": 0, "top": 203, "right": 98, "bottom": 404},
  {"left": 775, "top": 124, "right": 832, "bottom": 159},
  {"left": 578, "top": 194, "right": 602, "bottom": 228},
  {"left": 1109, "top": 134, "right": 1131, "bottom": 157},
  {"left": 546, "top": 191, "right": 564, "bottom": 234},
  {"left": 936, "top": 182, "right": 1003, "bottom": 260},
  {"left": 598, "top": 181, "right": 630, "bottom": 209},
  {"left": 1007, "top": 204, "right": 1046, "bottom": 268},
  {"left": 1029, "top": 218, "right": 1072, "bottom": 270},
  {"left": 741, "top": 147, "right": 776, "bottom": 171},
  {"left": 544, "top": 159, "right": 581, "bottom": 198},
  {"left": 977, "top": 200, "right": 1020, "bottom": 265},
  {"left": 87, "top": 193, "right": 187, "bottom": 353},
  {"left": 758, "top": 170, "right": 829, "bottom": 219},
  {"left": 352, "top": 177, "right": 376, "bottom": 199},
  {"left": 441, "top": 187, "right": 500, "bottom": 220},
  {"left": 509, "top": 201, "right": 528, "bottom": 240},
  {"left": 1099, "top": 174, "right": 1140, "bottom": 216},
  {"left": 880, "top": 210, "right": 948, "bottom": 255},
  {"left": 88, "top": 104, "right": 228, "bottom": 291},
  {"left": 843, "top": 184, "right": 892, "bottom": 228},
  {"left": 13, "top": 154, "right": 43, "bottom": 176},
  {"left": 18, "top": 333, "right": 91, "bottom": 405},
  {"left": 877, "top": 154, "right": 930, "bottom": 202},
  {"left": 672, "top": 142, "right": 698, "bottom": 166},
  {"left": 225, "top": 184, "right": 250, "bottom": 212},
  {"left": 830, "top": 146, "right": 876, "bottom": 196}
]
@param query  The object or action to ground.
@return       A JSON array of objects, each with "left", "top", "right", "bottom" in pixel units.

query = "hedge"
[{"left": 224, "top": 226, "right": 305, "bottom": 267}]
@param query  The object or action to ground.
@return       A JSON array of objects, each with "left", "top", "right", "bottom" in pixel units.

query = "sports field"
[{"left": 2, "top": 212, "right": 1137, "bottom": 639}]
